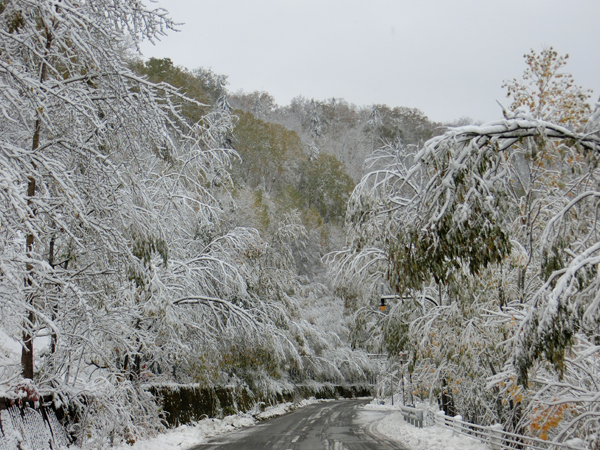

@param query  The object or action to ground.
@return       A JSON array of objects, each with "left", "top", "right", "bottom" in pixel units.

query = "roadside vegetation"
[{"left": 331, "top": 47, "right": 600, "bottom": 446}]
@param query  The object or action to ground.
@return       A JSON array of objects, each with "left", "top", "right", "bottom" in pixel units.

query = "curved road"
[{"left": 188, "top": 399, "right": 407, "bottom": 450}]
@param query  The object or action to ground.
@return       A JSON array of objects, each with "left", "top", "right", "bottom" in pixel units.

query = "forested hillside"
[{"left": 230, "top": 90, "right": 442, "bottom": 182}]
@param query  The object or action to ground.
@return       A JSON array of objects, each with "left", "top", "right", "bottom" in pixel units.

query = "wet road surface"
[{"left": 188, "top": 399, "right": 407, "bottom": 450}]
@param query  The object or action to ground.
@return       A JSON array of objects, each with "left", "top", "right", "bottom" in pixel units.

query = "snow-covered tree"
[
  {"left": 503, "top": 47, "right": 592, "bottom": 126},
  {"left": 330, "top": 48, "right": 600, "bottom": 443},
  {"left": 0, "top": 0, "right": 266, "bottom": 443},
  {"left": 0, "top": 0, "right": 184, "bottom": 378}
]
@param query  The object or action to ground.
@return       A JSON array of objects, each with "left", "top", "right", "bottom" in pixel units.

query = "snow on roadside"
[
  {"left": 110, "top": 397, "right": 323, "bottom": 450},
  {"left": 362, "top": 402, "right": 401, "bottom": 411},
  {"left": 375, "top": 411, "right": 492, "bottom": 450},
  {"left": 254, "top": 397, "right": 325, "bottom": 420}
]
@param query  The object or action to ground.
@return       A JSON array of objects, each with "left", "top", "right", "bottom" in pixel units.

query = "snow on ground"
[
  {"left": 110, "top": 397, "right": 323, "bottom": 450},
  {"left": 365, "top": 405, "right": 490, "bottom": 450},
  {"left": 375, "top": 411, "right": 491, "bottom": 450},
  {"left": 362, "top": 402, "right": 402, "bottom": 411},
  {"left": 363, "top": 397, "right": 491, "bottom": 450}
]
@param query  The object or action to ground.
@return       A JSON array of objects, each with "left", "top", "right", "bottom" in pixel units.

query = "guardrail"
[
  {"left": 425, "top": 411, "right": 586, "bottom": 450},
  {"left": 398, "top": 405, "right": 424, "bottom": 428}
]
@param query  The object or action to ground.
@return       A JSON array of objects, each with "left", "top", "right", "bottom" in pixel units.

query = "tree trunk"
[
  {"left": 22, "top": 129, "right": 40, "bottom": 380},
  {"left": 21, "top": 24, "right": 53, "bottom": 380}
]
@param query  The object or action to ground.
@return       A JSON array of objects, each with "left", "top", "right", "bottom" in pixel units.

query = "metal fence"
[
  {"left": 399, "top": 405, "right": 424, "bottom": 428},
  {"left": 397, "top": 407, "right": 586, "bottom": 450}
]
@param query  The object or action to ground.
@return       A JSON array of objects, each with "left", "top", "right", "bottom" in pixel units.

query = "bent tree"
[
  {"left": 0, "top": 0, "right": 185, "bottom": 379},
  {"left": 0, "top": 2, "right": 262, "bottom": 440},
  {"left": 1, "top": 3, "right": 374, "bottom": 443},
  {"left": 330, "top": 49, "right": 600, "bottom": 442}
]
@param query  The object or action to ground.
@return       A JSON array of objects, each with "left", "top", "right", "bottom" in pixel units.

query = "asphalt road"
[{"left": 188, "top": 399, "right": 407, "bottom": 450}]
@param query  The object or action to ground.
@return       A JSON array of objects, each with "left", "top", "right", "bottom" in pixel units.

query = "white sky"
[{"left": 140, "top": 0, "right": 600, "bottom": 123}]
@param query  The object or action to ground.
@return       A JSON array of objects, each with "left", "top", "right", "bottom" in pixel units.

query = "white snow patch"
[
  {"left": 375, "top": 411, "right": 492, "bottom": 450},
  {"left": 0, "top": 329, "right": 21, "bottom": 355},
  {"left": 362, "top": 402, "right": 401, "bottom": 411},
  {"left": 1, "top": 329, "right": 53, "bottom": 396}
]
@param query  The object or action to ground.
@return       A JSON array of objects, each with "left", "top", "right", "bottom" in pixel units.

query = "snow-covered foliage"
[
  {"left": 229, "top": 93, "right": 441, "bottom": 183},
  {"left": 0, "top": 1, "right": 374, "bottom": 447},
  {"left": 331, "top": 49, "right": 600, "bottom": 445}
]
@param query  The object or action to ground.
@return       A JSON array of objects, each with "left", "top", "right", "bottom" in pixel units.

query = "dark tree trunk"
[
  {"left": 22, "top": 175, "right": 37, "bottom": 380},
  {"left": 21, "top": 24, "right": 53, "bottom": 380}
]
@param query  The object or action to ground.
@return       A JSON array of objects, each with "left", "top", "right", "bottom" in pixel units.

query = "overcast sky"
[{"left": 140, "top": 0, "right": 600, "bottom": 124}]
